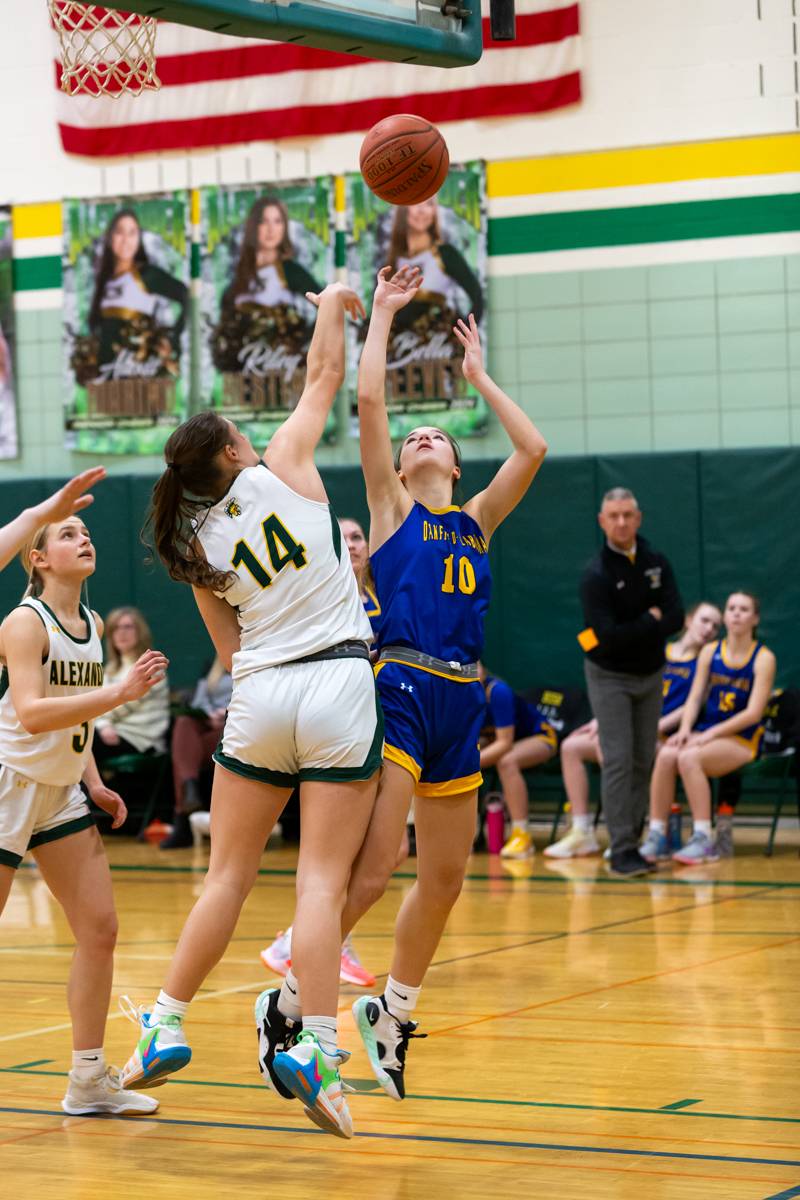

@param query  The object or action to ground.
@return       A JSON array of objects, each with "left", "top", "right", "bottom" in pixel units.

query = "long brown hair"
[
  {"left": 88, "top": 208, "right": 148, "bottom": 332},
  {"left": 19, "top": 524, "right": 52, "bottom": 598},
  {"left": 230, "top": 196, "right": 294, "bottom": 300},
  {"left": 144, "top": 411, "right": 238, "bottom": 591},
  {"left": 388, "top": 203, "right": 441, "bottom": 274},
  {"left": 104, "top": 607, "right": 152, "bottom": 672}
]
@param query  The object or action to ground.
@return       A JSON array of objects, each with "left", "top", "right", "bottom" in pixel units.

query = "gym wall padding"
[{"left": 0, "top": 447, "right": 797, "bottom": 691}]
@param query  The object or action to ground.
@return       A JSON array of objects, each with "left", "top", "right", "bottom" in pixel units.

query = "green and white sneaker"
[
  {"left": 119, "top": 996, "right": 192, "bottom": 1090},
  {"left": 273, "top": 1031, "right": 353, "bottom": 1139}
]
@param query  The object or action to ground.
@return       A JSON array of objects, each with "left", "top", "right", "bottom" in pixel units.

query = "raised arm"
[
  {"left": 264, "top": 283, "right": 365, "bottom": 500},
  {"left": 0, "top": 467, "right": 106, "bottom": 573},
  {"left": 357, "top": 266, "right": 421, "bottom": 549},
  {"left": 458, "top": 316, "right": 547, "bottom": 541}
]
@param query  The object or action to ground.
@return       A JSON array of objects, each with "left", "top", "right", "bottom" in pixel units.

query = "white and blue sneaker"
[
  {"left": 639, "top": 830, "right": 670, "bottom": 863},
  {"left": 119, "top": 996, "right": 192, "bottom": 1090},
  {"left": 273, "top": 1031, "right": 353, "bottom": 1139},
  {"left": 672, "top": 831, "right": 720, "bottom": 866}
]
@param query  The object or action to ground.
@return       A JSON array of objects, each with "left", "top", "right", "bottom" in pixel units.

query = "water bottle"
[
  {"left": 484, "top": 794, "right": 506, "bottom": 855},
  {"left": 715, "top": 803, "right": 734, "bottom": 858},
  {"left": 667, "top": 802, "right": 683, "bottom": 852}
]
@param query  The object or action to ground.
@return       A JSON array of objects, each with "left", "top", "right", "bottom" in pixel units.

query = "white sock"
[
  {"left": 152, "top": 990, "right": 189, "bottom": 1023},
  {"left": 511, "top": 820, "right": 528, "bottom": 834},
  {"left": 385, "top": 975, "right": 421, "bottom": 1023},
  {"left": 303, "top": 1015, "right": 338, "bottom": 1057},
  {"left": 572, "top": 813, "right": 592, "bottom": 833},
  {"left": 649, "top": 819, "right": 666, "bottom": 836},
  {"left": 72, "top": 1047, "right": 104, "bottom": 1080},
  {"left": 695, "top": 820, "right": 712, "bottom": 838},
  {"left": 278, "top": 968, "right": 302, "bottom": 1021}
]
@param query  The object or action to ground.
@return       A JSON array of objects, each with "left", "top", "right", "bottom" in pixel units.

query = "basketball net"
[{"left": 49, "top": 3, "right": 160, "bottom": 98}]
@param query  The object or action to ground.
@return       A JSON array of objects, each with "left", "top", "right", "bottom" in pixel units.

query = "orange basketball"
[{"left": 359, "top": 114, "right": 449, "bottom": 206}]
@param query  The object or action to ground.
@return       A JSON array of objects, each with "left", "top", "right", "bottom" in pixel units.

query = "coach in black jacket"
[{"left": 580, "top": 487, "right": 684, "bottom": 876}]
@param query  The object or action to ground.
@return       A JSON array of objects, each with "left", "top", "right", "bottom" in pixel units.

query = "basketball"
[{"left": 359, "top": 113, "right": 449, "bottom": 205}]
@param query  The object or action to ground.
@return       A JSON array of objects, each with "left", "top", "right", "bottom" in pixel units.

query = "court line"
[
  {"left": 762, "top": 1187, "right": 800, "bottom": 1199},
  {"left": 4, "top": 1067, "right": 799, "bottom": 1128},
  {"left": 2, "top": 1104, "right": 800, "bottom": 1167},
  {"left": 663, "top": 1099, "right": 703, "bottom": 1110}
]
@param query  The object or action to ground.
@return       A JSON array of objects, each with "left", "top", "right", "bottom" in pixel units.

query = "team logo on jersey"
[
  {"left": 224, "top": 498, "right": 243, "bottom": 519},
  {"left": 645, "top": 566, "right": 662, "bottom": 589}
]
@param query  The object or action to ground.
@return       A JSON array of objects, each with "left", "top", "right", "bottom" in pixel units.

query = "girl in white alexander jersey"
[
  {"left": 0, "top": 476, "right": 168, "bottom": 1120},
  {"left": 121, "top": 282, "right": 380, "bottom": 1140}
]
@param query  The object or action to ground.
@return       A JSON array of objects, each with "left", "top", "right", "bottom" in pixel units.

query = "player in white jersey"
[
  {"left": 0, "top": 508, "right": 168, "bottom": 1118},
  {"left": 120, "top": 281, "right": 380, "bottom": 1139}
]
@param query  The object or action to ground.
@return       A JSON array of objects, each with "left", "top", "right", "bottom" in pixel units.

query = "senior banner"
[
  {"left": 346, "top": 161, "right": 487, "bottom": 440},
  {"left": 62, "top": 192, "right": 190, "bottom": 454},
  {"left": 199, "top": 179, "right": 336, "bottom": 447}
]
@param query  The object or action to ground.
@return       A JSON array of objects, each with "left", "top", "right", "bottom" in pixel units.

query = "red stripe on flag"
[{"left": 58, "top": 73, "right": 582, "bottom": 157}]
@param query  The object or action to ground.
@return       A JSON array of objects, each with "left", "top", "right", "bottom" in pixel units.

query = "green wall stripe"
[
  {"left": 12, "top": 255, "right": 62, "bottom": 292},
  {"left": 190, "top": 242, "right": 201, "bottom": 280},
  {"left": 335, "top": 229, "right": 346, "bottom": 269},
  {"left": 488, "top": 193, "right": 800, "bottom": 256}
]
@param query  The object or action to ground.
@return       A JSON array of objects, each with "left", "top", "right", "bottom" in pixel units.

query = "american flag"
[{"left": 55, "top": 0, "right": 580, "bottom": 158}]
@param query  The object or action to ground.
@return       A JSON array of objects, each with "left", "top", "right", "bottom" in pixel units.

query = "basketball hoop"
[{"left": 49, "top": 3, "right": 160, "bottom": 98}]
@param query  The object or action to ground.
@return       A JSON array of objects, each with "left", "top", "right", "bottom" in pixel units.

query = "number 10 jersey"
[{"left": 196, "top": 463, "right": 372, "bottom": 680}]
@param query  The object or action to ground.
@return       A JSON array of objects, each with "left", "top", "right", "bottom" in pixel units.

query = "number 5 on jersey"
[{"left": 232, "top": 514, "right": 307, "bottom": 589}]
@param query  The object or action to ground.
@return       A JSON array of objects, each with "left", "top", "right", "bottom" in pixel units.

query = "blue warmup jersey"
[
  {"left": 697, "top": 639, "right": 765, "bottom": 752},
  {"left": 484, "top": 675, "right": 557, "bottom": 747},
  {"left": 371, "top": 503, "right": 492, "bottom": 797},
  {"left": 661, "top": 644, "right": 698, "bottom": 717},
  {"left": 370, "top": 502, "right": 491, "bottom": 664}
]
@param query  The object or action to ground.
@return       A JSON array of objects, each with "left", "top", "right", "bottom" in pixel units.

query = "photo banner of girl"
[
  {"left": 62, "top": 193, "right": 190, "bottom": 455},
  {"left": 0, "top": 207, "right": 18, "bottom": 460},
  {"left": 346, "top": 161, "right": 487, "bottom": 440},
  {"left": 200, "top": 179, "right": 335, "bottom": 444}
]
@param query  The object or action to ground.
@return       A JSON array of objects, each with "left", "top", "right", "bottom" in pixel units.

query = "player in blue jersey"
[
  {"left": 548, "top": 601, "right": 721, "bottom": 860},
  {"left": 341, "top": 264, "right": 548, "bottom": 1100},
  {"left": 650, "top": 591, "right": 775, "bottom": 865}
]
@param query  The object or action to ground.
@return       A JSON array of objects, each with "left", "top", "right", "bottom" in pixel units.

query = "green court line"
[
  {"left": 4, "top": 1066, "right": 798, "bottom": 1126},
  {"left": 662, "top": 1099, "right": 703, "bottom": 1110},
  {"left": 8, "top": 1060, "right": 53, "bottom": 1070},
  {"left": 19, "top": 860, "right": 800, "bottom": 890}
]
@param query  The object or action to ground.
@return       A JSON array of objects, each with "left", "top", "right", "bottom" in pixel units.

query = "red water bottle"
[{"left": 485, "top": 795, "right": 506, "bottom": 855}]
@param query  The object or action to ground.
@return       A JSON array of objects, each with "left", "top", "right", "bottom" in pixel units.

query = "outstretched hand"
[
  {"left": 453, "top": 314, "right": 485, "bottom": 383},
  {"left": 305, "top": 282, "right": 366, "bottom": 321},
  {"left": 373, "top": 265, "right": 422, "bottom": 313},
  {"left": 89, "top": 782, "right": 128, "bottom": 830},
  {"left": 39, "top": 467, "right": 107, "bottom": 523}
]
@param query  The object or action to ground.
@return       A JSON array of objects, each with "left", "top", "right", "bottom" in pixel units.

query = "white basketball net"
[{"left": 49, "top": 3, "right": 161, "bottom": 98}]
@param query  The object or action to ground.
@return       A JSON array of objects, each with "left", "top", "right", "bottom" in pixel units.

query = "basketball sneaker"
[
  {"left": 119, "top": 996, "right": 192, "bottom": 1090},
  {"left": 352, "top": 994, "right": 425, "bottom": 1101},
  {"left": 273, "top": 1031, "right": 353, "bottom": 1139},
  {"left": 639, "top": 830, "right": 670, "bottom": 863},
  {"left": 254, "top": 987, "right": 302, "bottom": 1099},
  {"left": 339, "top": 935, "right": 376, "bottom": 988},
  {"left": 543, "top": 826, "right": 600, "bottom": 859},
  {"left": 62, "top": 1065, "right": 160, "bottom": 1115},
  {"left": 672, "top": 831, "right": 720, "bottom": 865},
  {"left": 260, "top": 929, "right": 292, "bottom": 978},
  {"left": 500, "top": 829, "right": 534, "bottom": 859}
]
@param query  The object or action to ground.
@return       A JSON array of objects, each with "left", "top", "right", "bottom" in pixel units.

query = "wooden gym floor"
[{"left": 1, "top": 827, "right": 799, "bottom": 1200}]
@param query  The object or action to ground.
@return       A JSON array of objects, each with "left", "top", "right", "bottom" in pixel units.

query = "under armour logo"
[{"left": 400, "top": 682, "right": 414, "bottom": 693}]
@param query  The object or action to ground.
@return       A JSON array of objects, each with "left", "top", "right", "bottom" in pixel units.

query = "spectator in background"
[
  {"left": 478, "top": 663, "right": 558, "bottom": 860},
  {"left": 551, "top": 601, "right": 721, "bottom": 860},
  {"left": 160, "top": 654, "right": 232, "bottom": 850},
  {"left": 579, "top": 488, "right": 684, "bottom": 877},
  {"left": 93, "top": 606, "right": 170, "bottom": 767}
]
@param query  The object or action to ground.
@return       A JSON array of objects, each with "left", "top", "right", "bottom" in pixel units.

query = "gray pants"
[{"left": 584, "top": 659, "right": 663, "bottom": 859}]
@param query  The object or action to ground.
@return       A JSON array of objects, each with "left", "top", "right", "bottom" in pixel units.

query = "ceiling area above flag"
[{"left": 54, "top": 0, "right": 581, "bottom": 158}]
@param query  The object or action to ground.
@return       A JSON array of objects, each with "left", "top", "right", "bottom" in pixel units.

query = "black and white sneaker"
[
  {"left": 352, "top": 994, "right": 426, "bottom": 1101},
  {"left": 254, "top": 987, "right": 302, "bottom": 1099}
]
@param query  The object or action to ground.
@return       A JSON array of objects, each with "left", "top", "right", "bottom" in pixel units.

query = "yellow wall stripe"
[
  {"left": 487, "top": 132, "right": 800, "bottom": 199},
  {"left": 335, "top": 175, "right": 346, "bottom": 213},
  {"left": 12, "top": 202, "right": 62, "bottom": 240},
  {"left": 190, "top": 188, "right": 201, "bottom": 227}
]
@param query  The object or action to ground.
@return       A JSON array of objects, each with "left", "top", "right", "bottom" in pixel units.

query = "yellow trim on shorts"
[
  {"left": 417, "top": 770, "right": 483, "bottom": 798},
  {"left": 383, "top": 743, "right": 422, "bottom": 784},
  {"left": 733, "top": 726, "right": 763, "bottom": 758},
  {"left": 536, "top": 724, "right": 558, "bottom": 751},
  {"left": 376, "top": 657, "right": 481, "bottom": 684}
]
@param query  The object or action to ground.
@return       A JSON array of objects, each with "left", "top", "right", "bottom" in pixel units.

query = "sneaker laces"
[
  {"left": 391, "top": 1016, "right": 427, "bottom": 1067},
  {"left": 118, "top": 994, "right": 148, "bottom": 1027}
]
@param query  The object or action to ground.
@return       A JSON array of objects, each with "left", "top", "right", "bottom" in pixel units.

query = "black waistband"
[{"left": 289, "top": 639, "right": 371, "bottom": 667}]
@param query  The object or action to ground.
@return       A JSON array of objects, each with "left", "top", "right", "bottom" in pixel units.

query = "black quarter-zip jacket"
[{"left": 579, "top": 536, "right": 684, "bottom": 675}]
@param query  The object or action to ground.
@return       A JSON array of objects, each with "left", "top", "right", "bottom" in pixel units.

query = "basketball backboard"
[{"left": 118, "top": 0, "right": 483, "bottom": 67}]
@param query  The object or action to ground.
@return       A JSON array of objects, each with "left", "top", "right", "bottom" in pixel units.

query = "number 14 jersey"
[
  {"left": 370, "top": 502, "right": 492, "bottom": 665},
  {"left": 195, "top": 463, "right": 371, "bottom": 680}
]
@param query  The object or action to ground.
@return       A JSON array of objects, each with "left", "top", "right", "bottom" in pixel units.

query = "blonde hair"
[
  {"left": 19, "top": 524, "right": 52, "bottom": 598},
  {"left": 104, "top": 607, "right": 152, "bottom": 671}
]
